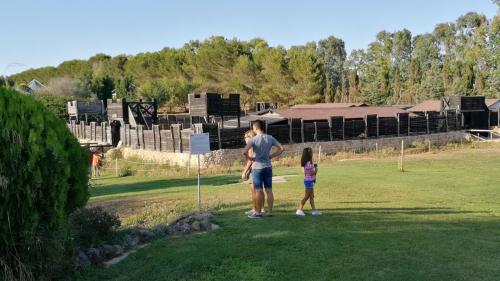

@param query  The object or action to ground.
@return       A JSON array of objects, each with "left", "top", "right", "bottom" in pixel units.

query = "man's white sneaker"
[
  {"left": 311, "top": 210, "right": 321, "bottom": 216},
  {"left": 295, "top": 210, "right": 306, "bottom": 216}
]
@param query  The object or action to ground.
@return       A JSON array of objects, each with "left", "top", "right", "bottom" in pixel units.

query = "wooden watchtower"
[{"left": 188, "top": 92, "right": 241, "bottom": 128}]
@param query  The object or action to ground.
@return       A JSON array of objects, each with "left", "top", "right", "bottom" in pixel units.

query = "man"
[{"left": 243, "top": 120, "right": 284, "bottom": 218}]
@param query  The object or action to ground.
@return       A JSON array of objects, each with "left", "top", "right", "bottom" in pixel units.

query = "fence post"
[
  {"left": 426, "top": 113, "right": 430, "bottom": 134},
  {"left": 178, "top": 127, "right": 183, "bottom": 153},
  {"left": 342, "top": 117, "right": 345, "bottom": 140},
  {"left": 300, "top": 119, "right": 305, "bottom": 143},
  {"left": 288, "top": 119, "right": 293, "bottom": 144},
  {"left": 328, "top": 117, "right": 333, "bottom": 141},
  {"left": 366, "top": 116, "right": 369, "bottom": 138},
  {"left": 399, "top": 139, "right": 405, "bottom": 172},
  {"left": 445, "top": 111, "right": 449, "bottom": 132},
  {"left": 397, "top": 114, "right": 400, "bottom": 136},
  {"left": 170, "top": 127, "right": 176, "bottom": 153},
  {"left": 217, "top": 123, "right": 222, "bottom": 150},
  {"left": 314, "top": 122, "right": 318, "bottom": 142},
  {"left": 376, "top": 115, "right": 379, "bottom": 138}
]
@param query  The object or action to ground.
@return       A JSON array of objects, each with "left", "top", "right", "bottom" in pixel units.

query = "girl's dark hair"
[{"left": 301, "top": 147, "right": 313, "bottom": 167}]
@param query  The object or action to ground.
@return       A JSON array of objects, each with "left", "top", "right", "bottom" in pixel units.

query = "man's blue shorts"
[
  {"left": 252, "top": 167, "right": 272, "bottom": 189},
  {"left": 304, "top": 180, "right": 314, "bottom": 189}
]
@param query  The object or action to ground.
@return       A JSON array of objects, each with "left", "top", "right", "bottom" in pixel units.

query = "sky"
[{"left": 1, "top": 0, "right": 497, "bottom": 76}]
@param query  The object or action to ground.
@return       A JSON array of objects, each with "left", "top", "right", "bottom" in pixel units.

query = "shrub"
[
  {"left": 0, "top": 88, "right": 89, "bottom": 280},
  {"left": 69, "top": 207, "right": 121, "bottom": 248},
  {"left": 32, "top": 94, "right": 70, "bottom": 119},
  {"left": 118, "top": 167, "right": 133, "bottom": 177}
]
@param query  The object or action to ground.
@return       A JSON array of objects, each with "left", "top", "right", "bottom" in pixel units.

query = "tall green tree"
[
  {"left": 115, "top": 75, "right": 137, "bottom": 99},
  {"left": 317, "top": 36, "right": 347, "bottom": 102},
  {"left": 288, "top": 42, "right": 325, "bottom": 104}
]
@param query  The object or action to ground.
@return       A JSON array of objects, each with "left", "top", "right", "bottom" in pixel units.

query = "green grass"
[{"left": 78, "top": 146, "right": 500, "bottom": 281}]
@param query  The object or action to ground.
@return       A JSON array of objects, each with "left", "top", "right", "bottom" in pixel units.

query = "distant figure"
[
  {"left": 91, "top": 151, "right": 101, "bottom": 177},
  {"left": 243, "top": 120, "right": 284, "bottom": 219},
  {"left": 111, "top": 120, "right": 121, "bottom": 147},
  {"left": 242, "top": 130, "right": 265, "bottom": 216},
  {"left": 296, "top": 147, "right": 321, "bottom": 216}
]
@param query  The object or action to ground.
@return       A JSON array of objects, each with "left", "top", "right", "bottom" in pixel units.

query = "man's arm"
[{"left": 269, "top": 141, "right": 284, "bottom": 160}]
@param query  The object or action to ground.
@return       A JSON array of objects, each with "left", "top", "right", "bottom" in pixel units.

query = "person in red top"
[{"left": 91, "top": 151, "right": 100, "bottom": 177}]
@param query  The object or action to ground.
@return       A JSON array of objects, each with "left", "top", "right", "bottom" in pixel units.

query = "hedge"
[{"left": 0, "top": 88, "right": 89, "bottom": 280}]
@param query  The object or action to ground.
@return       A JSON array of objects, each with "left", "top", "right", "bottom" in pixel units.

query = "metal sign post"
[{"left": 189, "top": 133, "right": 210, "bottom": 211}]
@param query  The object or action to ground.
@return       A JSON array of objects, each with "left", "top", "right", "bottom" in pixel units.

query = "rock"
[
  {"left": 76, "top": 251, "right": 91, "bottom": 270},
  {"left": 168, "top": 222, "right": 191, "bottom": 235},
  {"left": 200, "top": 218, "right": 211, "bottom": 231},
  {"left": 101, "top": 244, "right": 115, "bottom": 258},
  {"left": 124, "top": 234, "right": 140, "bottom": 248},
  {"left": 86, "top": 247, "right": 103, "bottom": 264},
  {"left": 152, "top": 224, "right": 169, "bottom": 236},
  {"left": 132, "top": 228, "right": 156, "bottom": 242},
  {"left": 191, "top": 221, "right": 201, "bottom": 231},
  {"left": 112, "top": 244, "right": 124, "bottom": 256}
]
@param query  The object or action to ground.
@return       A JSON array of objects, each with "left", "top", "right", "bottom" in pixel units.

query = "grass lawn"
[{"left": 78, "top": 145, "right": 500, "bottom": 281}]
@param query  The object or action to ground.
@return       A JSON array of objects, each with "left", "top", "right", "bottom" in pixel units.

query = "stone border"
[{"left": 76, "top": 212, "right": 218, "bottom": 270}]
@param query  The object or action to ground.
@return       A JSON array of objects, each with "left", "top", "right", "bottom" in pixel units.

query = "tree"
[
  {"left": 91, "top": 75, "right": 115, "bottom": 101},
  {"left": 254, "top": 46, "right": 294, "bottom": 106},
  {"left": 0, "top": 88, "right": 89, "bottom": 280},
  {"left": 288, "top": 43, "right": 325, "bottom": 104},
  {"left": 391, "top": 29, "right": 412, "bottom": 103},
  {"left": 163, "top": 79, "right": 195, "bottom": 112},
  {"left": 115, "top": 75, "right": 137, "bottom": 99},
  {"left": 317, "top": 36, "right": 347, "bottom": 102},
  {"left": 139, "top": 80, "right": 168, "bottom": 104}
]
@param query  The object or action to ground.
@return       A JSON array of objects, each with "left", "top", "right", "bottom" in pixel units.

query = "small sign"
[{"left": 189, "top": 133, "right": 210, "bottom": 155}]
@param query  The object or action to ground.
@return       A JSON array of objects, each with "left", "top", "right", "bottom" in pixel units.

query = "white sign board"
[{"left": 189, "top": 133, "right": 210, "bottom": 155}]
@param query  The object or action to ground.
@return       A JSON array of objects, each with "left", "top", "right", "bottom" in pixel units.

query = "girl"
[
  {"left": 242, "top": 130, "right": 265, "bottom": 215},
  {"left": 296, "top": 147, "right": 321, "bottom": 216}
]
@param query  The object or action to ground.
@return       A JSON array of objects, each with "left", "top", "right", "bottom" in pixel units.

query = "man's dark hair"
[{"left": 252, "top": 119, "right": 264, "bottom": 131}]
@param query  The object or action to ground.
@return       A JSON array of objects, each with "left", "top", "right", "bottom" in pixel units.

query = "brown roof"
[
  {"left": 291, "top": 102, "right": 367, "bottom": 109},
  {"left": 408, "top": 100, "right": 442, "bottom": 112},
  {"left": 485, "top": 99, "right": 500, "bottom": 107},
  {"left": 224, "top": 113, "right": 286, "bottom": 128},
  {"left": 274, "top": 107, "right": 409, "bottom": 121}
]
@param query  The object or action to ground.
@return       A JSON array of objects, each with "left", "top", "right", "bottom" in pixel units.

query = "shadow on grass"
[
  {"left": 77, "top": 206, "right": 500, "bottom": 281},
  {"left": 90, "top": 174, "right": 240, "bottom": 198}
]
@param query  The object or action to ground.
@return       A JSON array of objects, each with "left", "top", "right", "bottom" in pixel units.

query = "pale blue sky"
[{"left": 1, "top": 0, "right": 497, "bottom": 75}]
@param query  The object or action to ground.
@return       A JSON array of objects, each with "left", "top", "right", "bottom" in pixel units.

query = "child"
[
  {"left": 296, "top": 147, "right": 321, "bottom": 216},
  {"left": 91, "top": 150, "right": 101, "bottom": 177},
  {"left": 242, "top": 130, "right": 265, "bottom": 215}
]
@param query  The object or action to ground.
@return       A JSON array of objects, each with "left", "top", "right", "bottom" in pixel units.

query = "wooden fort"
[
  {"left": 67, "top": 100, "right": 105, "bottom": 122},
  {"left": 107, "top": 98, "right": 158, "bottom": 129},
  {"left": 188, "top": 92, "right": 241, "bottom": 127}
]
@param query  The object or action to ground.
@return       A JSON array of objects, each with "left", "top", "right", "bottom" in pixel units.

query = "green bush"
[
  {"left": 0, "top": 88, "right": 89, "bottom": 280},
  {"left": 69, "top": 207, "right": 121, "bottom": 248},
  {"left": 118, "top": 167, "right": 133, "bottom": 177},
  {"left": 32, "top": 94, "right": 70, "bottom": 120}
]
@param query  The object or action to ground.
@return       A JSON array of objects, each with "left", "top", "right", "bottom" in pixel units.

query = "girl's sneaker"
[
  {"left": 311, "top": 210, "right": 321, "bottom": 216},
  {"left": 248, "top": 213, "right": 262, "bottom": 219},
  {"left": 244, "top": 210, "right": 255, "bottom": 215},
  {"left": 295, "top": 210, "right": 306, "bottom": 216}
]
